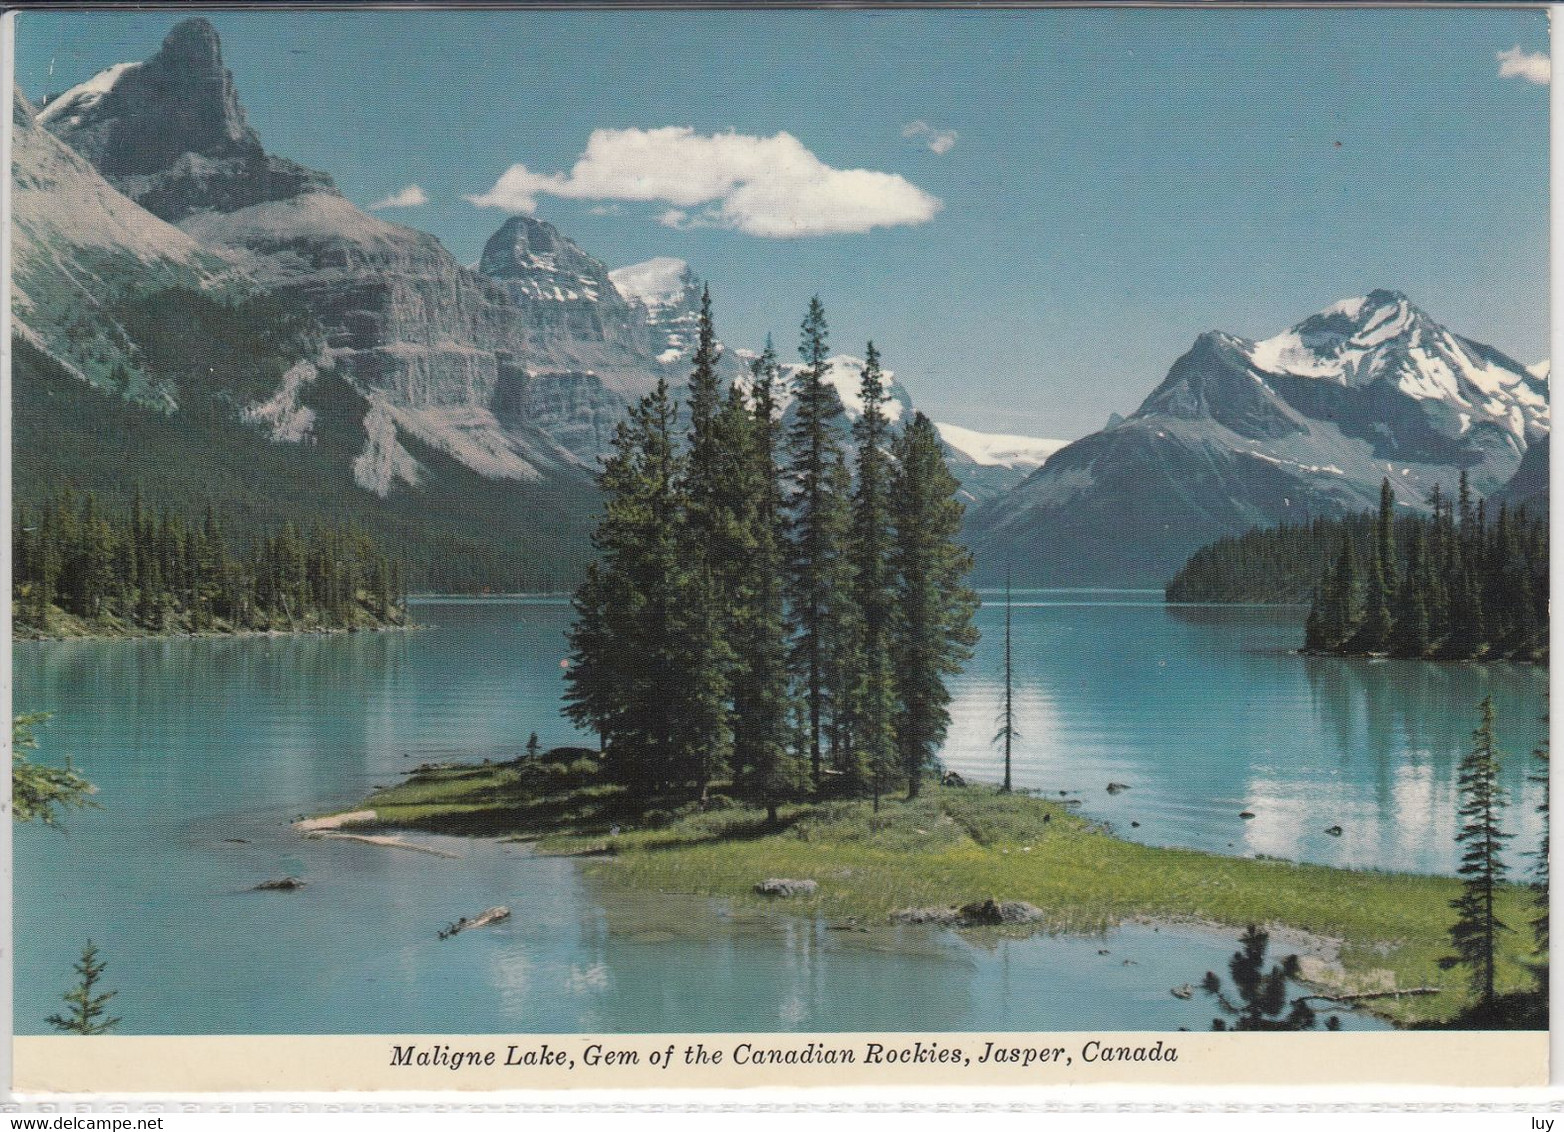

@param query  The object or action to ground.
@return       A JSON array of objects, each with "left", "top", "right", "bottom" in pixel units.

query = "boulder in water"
[
  {"left": 253, "top": 876, "right": 306, "bottom": 891},
  {"left": 755, "top": 878, "right": 818, "bottom": 897}
]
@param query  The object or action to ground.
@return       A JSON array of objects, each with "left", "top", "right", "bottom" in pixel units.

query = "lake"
[{"left": 16, "top": 593, "right": 1543, "bottom": 1035}]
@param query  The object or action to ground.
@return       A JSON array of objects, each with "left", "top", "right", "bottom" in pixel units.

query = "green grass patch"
[{"left": 347, "top": 755, "right": 1545, "bottom": 1028}]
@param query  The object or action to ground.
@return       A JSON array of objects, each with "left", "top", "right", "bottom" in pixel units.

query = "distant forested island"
[
  {"left": 1167, "top": 476, "right": 1547, "bottom": 662},
  {"left": 12, "top": 489, "right": 408, "bottom": 639}
]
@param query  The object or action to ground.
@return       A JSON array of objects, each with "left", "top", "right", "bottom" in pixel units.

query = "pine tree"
[
  {"left": 1320, "top": 535, "right": 1358, "bottom": 649},
  {"left": 785, "top": 298, "right": 849, "bottom": 793},
  {"left": 562, "top": 561, "right": 618, "bottom": 756},
  {"left": 45, "top": 941, "right": 121, "bottom": 1035},
  {"left": 729, "top": 343, "right": 804, "bottom": 821},
  {"left": 1376, "top": 478, "right": 1398, "bottom": 595},
  {"left": 526, "top": 732, "right": 542, "bottom": 759},
  {"left": 846, "top": 343, "right": 898, "bottom": 808},
  {"left": 563, "top": 381, "right": 727, "bottom": 799},
  {"left": 564, "top": 392, "right": 683, "bottom": 792},
  {"left": 1201, "top": 925, "right": 1319, "bottom": 1031},
  {"left": 1387, "top": 525, "right": 1431, "bottom": 657},
  {"left": 995, "top": 565, "right": 1018, "bottom": 792},
  {"left": 1440, "top": 696, "right": 1512, "bottom": 1007},
  {"left": 1350, "top": 482, "right": 1394, "bottom": 652},
  {"left": 891, "top": 413, "right": 980, "bottom": 799},
  {"left": 677, "top": 286, "right": 738, "bottom": 790},
  {"left": 12, "top": 713, "right": 96, "bottom": 828}
]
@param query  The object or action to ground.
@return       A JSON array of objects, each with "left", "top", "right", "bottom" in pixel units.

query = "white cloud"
[
  {"left": 902, "top": 119, "right": 958, "bottom": 155},
  {"left": 465, "top": 126, "right": 941, "bottom": 238},
  {"left": 367, "top": 184, "right": 430, "bottom": 210},
  {"left": 1498, "top": 45, "right": 1551, "bottom": 85}
]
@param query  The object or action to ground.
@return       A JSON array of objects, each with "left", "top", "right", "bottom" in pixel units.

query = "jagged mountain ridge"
[
  {"left": 34, "top": 18, "right": 714, "bottom": 490},
  {"left": 41, "top": 18, "right": 335, "bottom": 223},
  {"left": 24, "top": 15, "right": 1101, "bottom": 548},
  {"left": 969, "top": 290, "right": 1549, "bottom": 585}
]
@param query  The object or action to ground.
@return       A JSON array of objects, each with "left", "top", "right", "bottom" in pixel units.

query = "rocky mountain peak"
[
  {"left": 477, "top": 216, "right": 619, "bottom": 305},
  {"left": 40, "top": 17, "right": 335, "bottom": 222},
  {"left": 44, "top": 18, "right": 253, "bottom": 177}
]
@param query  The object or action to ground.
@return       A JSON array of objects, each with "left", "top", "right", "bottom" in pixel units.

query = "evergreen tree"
[
  {"left": 730, "top": 343, "right": 805, "bottom": 820},
  {"left": 891, "top": 413, "right": 980, "bottom": 799},
  {"left": 562, "top": 561, "right": 619, "bottom": 755},
  {"left": 995, "top": 565, "right": 1018, "bottom": 792},
  {"left": 785, "top": 298, "right": 850, "bottom": 792},
  {"left": 678, "top": 286, "right": 738, "bottom": 789},
  {"left": 1321, "top": 535, "right": 1358, "bottom": 648},
  {"left": 12, "top": 713, "right": 96, "bottom": 828},
  {"left": 1389, "top": 526, "right": 1431, "bottom": 658},
  {"left": 1201, "top": 925, "right": 1319, "bottom": 1031},
  {"left": 1347, "top": 482, "right": 1395, "bottom": 652},
  {"left": 846, "top": 343, "right": 898, "bottom": 807},
  {"left": 45, "top": 941, "right": 120, "bottom": 1035},
  {"left": 563, "top": 381, "right": 726, "bottom": 798},
  {"left": 1376, "top": 477, "right": 1398, "bottom": 595},
  {"left": 526, "top": 732, "right": 542, "bottom": 760},
  {"left": 1440, "top": 696, "right": 1513, "bottom": 1007}
]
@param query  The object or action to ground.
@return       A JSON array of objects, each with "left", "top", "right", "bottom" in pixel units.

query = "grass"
[{"left": 342, "top": 752, "right": 1547, "bottom": 1028}]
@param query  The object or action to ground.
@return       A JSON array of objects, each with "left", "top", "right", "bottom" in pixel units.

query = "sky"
[{"left": 12, "top": 7, "right": 1551, "bottom": 439}]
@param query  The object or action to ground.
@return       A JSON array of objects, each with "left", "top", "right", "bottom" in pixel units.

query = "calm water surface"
[{"left": 18, "top": 592, "right": 1538, "bottom": 1035}]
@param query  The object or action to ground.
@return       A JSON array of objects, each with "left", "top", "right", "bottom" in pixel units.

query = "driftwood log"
[{"left": 1300, "top": 987, "right": 1440, "bottom": 1003}]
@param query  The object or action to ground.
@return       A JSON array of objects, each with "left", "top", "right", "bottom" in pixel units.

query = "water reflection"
[{"left": 943, "top": 594, "right": 1545, "bottom": 875}]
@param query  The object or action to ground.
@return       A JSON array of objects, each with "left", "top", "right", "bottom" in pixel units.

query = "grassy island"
[{"left": 319, "top": 748, "right": 1543, "bottom": 1029}]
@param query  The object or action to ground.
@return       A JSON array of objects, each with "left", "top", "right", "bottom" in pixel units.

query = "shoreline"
[
  {"left": 309, "top": 759, "right": 1545, "bottom": 1029},
  {"left": 14, "top": 620, "right": 425, "bottom": 645},
  {"left": 285, "top": 807, "right": 1403, "bottom": 1026}
]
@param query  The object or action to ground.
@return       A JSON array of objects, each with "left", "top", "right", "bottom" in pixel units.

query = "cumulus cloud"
[
  {"left": 367, "top": 184, "right": 430, "bottom": 210},
  {"left": 1498, "top": 45, "right": 1551, "bottom": 85},
  {"left": 465, "top": 126, "right": 942, "bottom": 238},
  {"left": 902, "top": 119, "right": 958, "bottom": 155}
]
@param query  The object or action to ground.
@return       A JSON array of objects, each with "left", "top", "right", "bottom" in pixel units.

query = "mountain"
[
  {"left": 40, "top": 18, "right": 335, "bottom": 223},
  {"left": 35, "top": 18, "right": 699, "bottom": 487},
  {"left": 935, "top": 423, "right": 1067, "bottom": 504},
  {"left": 20, "top": 14, "right": 1056, "bottom": 586},
  {"left": 969, "top": 290, "right": 1550, "bottom": 585},
  {"left": 11, "top": 87, "right": 240, "bottom": 395}
]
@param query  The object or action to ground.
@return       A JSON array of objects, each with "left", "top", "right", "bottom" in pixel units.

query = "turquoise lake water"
[{"left": 16, "top": 592, "right": 1543, "bottom": 1035}]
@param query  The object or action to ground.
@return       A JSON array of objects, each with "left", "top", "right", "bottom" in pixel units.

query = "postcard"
[{"left": 6, "top": 4, "right": 1551, "bottom": 1097}]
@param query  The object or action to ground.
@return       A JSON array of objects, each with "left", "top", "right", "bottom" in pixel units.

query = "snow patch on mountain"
[
  {"left": 935, "top": 422, "right": 1066, "bottom": 469},
  {"left": 1529, "top": 359, "right": 1551, "bottom": 381},
  {"left": 757, "top": 356, "right": 909, "bottom": 423},
  {"left": 610, "top": 257, "right": 690, "bottom": 308},
  {"left": 37, "top": 62, "right": 141, "bottom": 127}
]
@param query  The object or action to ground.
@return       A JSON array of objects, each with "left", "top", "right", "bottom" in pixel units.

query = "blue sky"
[{"left": 14, "top": 8, "right": 1550, "bottom": 438}]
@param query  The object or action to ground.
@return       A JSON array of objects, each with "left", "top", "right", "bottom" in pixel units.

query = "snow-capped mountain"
[
  {"left": 935, "top": 423, "right": 1066, "bottom": 470},
  {"left": 610, "top": 257, "right": 704, "bottom": 366},
  {"left": 934, "top": 423, "right": 1068, "bottom": 503},
  {"left": 969, "top": 290, "right": 1549, "bottom": 585},
  {"left": 20, "top": 13, "right": 1182, "bottom": 577}
]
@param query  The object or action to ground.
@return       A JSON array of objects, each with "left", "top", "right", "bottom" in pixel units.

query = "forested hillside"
[{"left": 13, "top": 332, "right": 597, "bottom": 593}]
